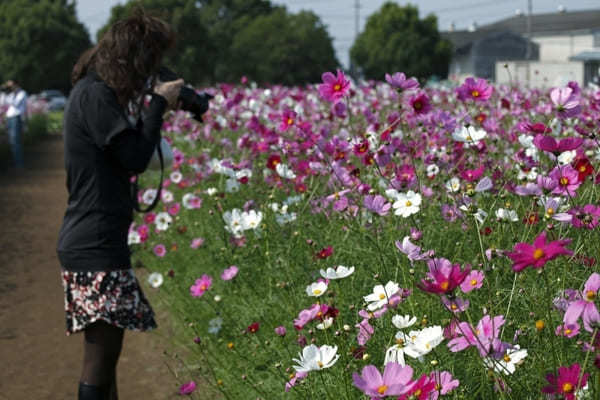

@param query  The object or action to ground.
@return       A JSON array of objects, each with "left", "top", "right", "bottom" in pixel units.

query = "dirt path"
[{"left": 0, "top": 135, "right": 182, "bottom": 399}]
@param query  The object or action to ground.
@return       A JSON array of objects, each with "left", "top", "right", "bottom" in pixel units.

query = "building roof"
[
  {"left": 443, "top": 8, "right": 600, "bottom": 52},
  {"left": 570, "top": 51, "right": 600, "bottom": 61}
]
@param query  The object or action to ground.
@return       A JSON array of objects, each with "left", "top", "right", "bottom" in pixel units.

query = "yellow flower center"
[
  {"left": 396, "top": 338, "right": 404, "bottom": 346},
  {"left": 586, "top": 290, "right": 596, "bottom": 301},
  {"left": 466, "top": 135, "right": 473, "bottom": 141},
  {"left": 333, "top": 84, "right": 341, "bottom": 91},
  {"left": 377, "top": 385, "right": 388, "bottom": 395},
  {"left": 470, "top": 279, "right": 478, "bottom": 286},
  {"left": 503, "top": 354, "right": 511, "bottom": 362},
  {"left": 405, "top": 200, "right": 412, "bottom": 207},
  {"left": 414, "top": 389, "right": 422, "bottom": 396},
  {"left": 200, "top": 284, "right": 207, "bottom": 290},
  {"left": 579, "top": 166, "right": 586, "bottom": 172},
  {"left": 562, "top": 382, "right": 574, "bottom": 393},
  {"left": 313, "top": 289, "right": 322, "bottom": 295},
  {"left": 287, "top": 118, "right": 294, "bottom": 125},
  {"left": 547, "top": 207, "right": 554, "bottom": 215},
  {"left": 440, "top": 281, "right": 450, "bottom": 291},
  {"left": 533, "top": 248, "right": 544, "bottom": 260},
  {"left": 414, "top": 101, "right": 422, "bottom": 110},
  {"left": 565, "top": 328, "right": 572, "bottom": 335},
  {"left": 289, "top": 373, "right": 295, "bottom": 379},
  {"left": 560, "top": 177, "right": 569, "bottom": 186},
  {"left": 379, "top": 293, "right": 386, "bottom": 300},
  {"left": 317, "top": 361, "right": 324, "bottom": 368},
  {"left": 535, "top": 320, "right": 545, "bottom": 331},
  {"left": 472, "top": 90, "right": 480, "bottom": 97},
  {"left": 451, "top": 303, "right": 458, "bottom": 310}
]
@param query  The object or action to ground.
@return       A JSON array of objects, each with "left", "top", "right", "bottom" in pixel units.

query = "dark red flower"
[
  {"left": 316, "top": 246, "right": 333, "bottom": 259},
  {"left": 246, "top": 322, "right": 260, "bottom": 333},
  {"left": 572, "top": 158, "right": 594, "bottom": 182},
  {"left": 266, "top": 154, "right": 281, "bottom": 170}
]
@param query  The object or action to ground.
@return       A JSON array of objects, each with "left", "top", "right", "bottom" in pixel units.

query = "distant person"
[
  {"left": 56, "top": 10, "right": 183, "bottom": 400},
  {"left": 1, "top": 80, "right": 27, "bottom": 168}
]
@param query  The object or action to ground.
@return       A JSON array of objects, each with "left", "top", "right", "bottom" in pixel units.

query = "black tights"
[{"left": 79, "top": 321, "right": 124, "bottom": 400}]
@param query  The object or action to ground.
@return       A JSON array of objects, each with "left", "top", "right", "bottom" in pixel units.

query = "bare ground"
[{"left": 0, "top": 135, "right": 185, "bottom": 399}]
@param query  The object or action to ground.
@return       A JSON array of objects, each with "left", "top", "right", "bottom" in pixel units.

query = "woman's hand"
[{"left": 153, "top": 79, "right": 184, "bottom": 109}]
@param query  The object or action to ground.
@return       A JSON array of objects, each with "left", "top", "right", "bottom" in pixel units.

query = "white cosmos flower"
[
  {"left": 391, "top": 315, "right": 417, "bottom": 330},
  {"left": 474, "top": 208, "right": 488, "bottom": 224},
  {"left": 223, "top": 208, "right": 244, "bottom": 237},
  {"left": 452, "top": 126, "right": 487, "bottom": 144},
  {"left": 384, "top": 342, "right": 406, "bottom": 367},
  {"left": 557, "top": 150, "right": 577, "bottom": 165},
  {"left": 206, "top": 187, "right": 218, "bottom": 196},
  {"left": 445, "top": 177, "right": 461, "bottom": 192},
  {"left": 182, "top": 193, "right": 202, "bottom": 209},
  {"left": 319, "top": 265, "right": 355, "bottom": 280},
  {"left": 293, "top": 344, "right": 339, "bottom": 373},
  {"left": 276, "top": 212, "right": 297, "bottom": 225},
  {"left": 426, "top": 164, "right": 439, "bottom": 177},
  {"left": 169, "top": 170, "right": 183, "bottom": 183},
  {"left": 516, "top": 166, "right": 538, "bottom": 181},
  {"left": 482, "top": 345, "right": 528, "bottom": 375},
  {"left": 496, "top": 208, "right": 518, "bottom": 222},
  {"left": 385, "top": 188, "right": 401, "bottom": 201},
  {"left": 225, "top": 178, "right": 240, "bottom": 193},
  {"left": 235, "top": 168, "right": 252, "bottom": 181},
  {"left": 392, "top": 191, "right": 422, "bottom": 218},
  {"left": 316, "top": 317, "right": 334, "bottom": 330},
  {"left": 241, "top": 210, "right": 263, "bottom": 231},
  {"left": 397, "top": 326, "right": 444, "bottom": 359},
  {"left": 364, "top": 281, "right": 399, "bottom": 311},
  {"left": 276, "top": 163, "right": 296, "bottom": 179},
  {"left": 127, "top": 231, "right": 141, "bottom": 245},
  {"left": 142, "top": 189, "right": 158, "bottom": 205},
  {"left": 161, "top": 190, "right": 174, "bottom": 203},
  {"left": 155, "top": 212, "right": 172, "bottom": 231},
  {"left": 306, "top": 281, "right": 328, "bottom": 297},
  {"left": 147, "top": 272, "right": 163, "bottom": 288}
]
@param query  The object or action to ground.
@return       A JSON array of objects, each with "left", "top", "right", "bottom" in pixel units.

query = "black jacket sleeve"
[{"left": 107, "top": 95, "right": 168, "bottom": 174}]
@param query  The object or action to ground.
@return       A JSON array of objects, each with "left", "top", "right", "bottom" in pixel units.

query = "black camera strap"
[{"left": 131, "top": 141, "right": 164, "bottom": 213}]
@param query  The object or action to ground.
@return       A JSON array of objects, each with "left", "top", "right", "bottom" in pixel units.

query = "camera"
[{"left": 157, "top": 66, "right": 213, "bottom": 122}]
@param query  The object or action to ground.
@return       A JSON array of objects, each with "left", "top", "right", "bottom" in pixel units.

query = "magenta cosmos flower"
[
  {"left": 408, "top": 91, "right": 432, "bottom": 115},
  {"left": 456, "top": 77, "right": 493, "bottom": 102},
  {"left": 549, "top": 165, "right": 581, "bottom": 197},
  {"left": 532, "top": 134, "right": 583, "bottom": 156},
  {"left": 153, "top": 244, "right": 166, "bottom": 257},
  {"left": 550, "top": 86, "right": 581, "bottom": 119},
  {"left": 428, "top": 371, "right": 459, "bottom": 399},
  {"left": 507, "top": 231, "right": 572, "bottom": 272},
  {"left": 190, "top": 274, "right": 212, "bottom": 297},
  {"left": 279, "top": 109, "right": 297, "bottom": 132},
  {"left": 178, "top": 380, "right": 196, "bottom": 395},
  {"left": 447, "top": 315, "right": 505, "bottom": 357},
  {"left": 563, "top": 272, "right": 600, "bottom": 332},
  {"left": 385, "top": 72, "right": 419, "bottom": 91},
  {"left": 352, "top": 362, "right": 415, "bottom": 398},
  {"left": 542, "top": 363, "right": 588, "bottom": 400},
  {"left": 318, "top": 69, "right": 350, "bottom": 102},
  {"left": 418, "top": 258, "right": 470, "bottom": 295}
]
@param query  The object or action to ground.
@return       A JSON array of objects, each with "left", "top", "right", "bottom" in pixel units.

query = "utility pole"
[
  {"left": 526, "top": 0, "right": 532, "bottom": 85},
  {"left": 351, "top": 0, "right": 360, "bottom": 78}
]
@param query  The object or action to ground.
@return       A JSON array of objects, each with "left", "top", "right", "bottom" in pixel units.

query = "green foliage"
[
  {"left": 99, "top": 0, "right": 213, "bottom": 86},
  {"left": 0, "top": 0, "right": 91, "bottom": 93},
  {"left": 228, "top": 9, "right": 339, "bottom": 85},
  {"left": 350, "top": 2, "right": 452, "bottom": 81},
  {"left": 100, "top": 0, "right": 338, "bottom": 84}
]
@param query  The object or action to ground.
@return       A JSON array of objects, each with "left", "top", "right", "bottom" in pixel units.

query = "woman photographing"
[{"left": 56, "top": 11, "right": 183, "bottom": 400}]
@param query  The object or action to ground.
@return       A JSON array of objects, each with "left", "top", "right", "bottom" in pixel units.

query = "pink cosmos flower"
[
  {"left": 364, "top": 195, "right": 391, "bottom": 216},
  {"left": 441, "top": 296, "right": 470, "bottom": 314},
  {"left": 221, "top": 265, "right": 239, "bottom": 281},
  {"left": 285, "top": 371, "right": 307, "bottom": 392},
  {"left": 428, "top": 371, "right": 459, "bottom": 400},
  {"left": 447, "top": 315, "right": 505, "bottom": 357},
  {"left": 153, "top": 244, "right": 166, "bottom": 257},
  {"left": 569, "top": 205, "right": 600, "bottom": 229},
  {"left": 395, "top": 236, "right": 434, "bottom": 263},
  {"left": 279, "top": 109, "right": 297, "bottom": 132},
  {"left": 542, "top": 363, "right": 588, "bottom": 400},
  {"left": 318, "top": 69, "right": 350, "bottom": 102},
  {"left": 408, "top": 91, "right": 432, "bottom": 115},
  {"left": 532, "top": 134, "right": 583, "bottom": 155},
  {"left": 356, "top": 318, "right": 374, "bottom": 346},
  {"left": 550, "top": 86, "right": 581, "bottom": 119},
  {"left": 398, "top": 374, "right": 436, "bottom": 400},
  {"left": 563, "top": 272, "right": 600, "bottom": 332},
  {"left": 385, "top": 72, "right": 419, "bottom": 91},
  {"left": 418, "top": 258, "right": 470, "bottom": 295},
  {"left": 190, "top": 237, "right": 205, "bottom": 249},
  {"left": 506, "top": 231, "right": 572, "bottom": 272},
  {"left": 352, "top": 362, "right": 415, "bottom": 398},
  {"left": 274, "top": 326, "right": 286, "bottom": 337},
  {"left": 167, "top": 202, "right": 181, "bottom": 216},
  {"left": 456, "top": 77, "right": 493, "bottom": 102},
  {"left": 293, "top": 304, "right": 321, "bottom": 330},
  {"left": 460, "top": 270, "right": 485, "bottom": 293},
  {"left": 555, "top": 322, "right": 580, "bottom": 338},
  {"left": 178, "top": 380, "right": 196, "bottom": 395},
  {"left": 190, "top": 274, "right": 212, "bottom": 297},
  {"left": 144, "top": 212, "right": 156, "bottom": 224}
]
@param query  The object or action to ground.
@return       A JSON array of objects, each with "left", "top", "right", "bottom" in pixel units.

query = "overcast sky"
[{"left": 76, "top": 0, "right": 600, "bottom": 67}]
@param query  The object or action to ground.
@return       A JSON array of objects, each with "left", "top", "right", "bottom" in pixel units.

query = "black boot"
[{"left": 78, "top": 382, "right": 108, "bottom": 400}]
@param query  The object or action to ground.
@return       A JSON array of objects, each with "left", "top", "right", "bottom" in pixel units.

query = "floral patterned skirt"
[{"left": 61, "top": 268, "right": 157, "bottom": 336}]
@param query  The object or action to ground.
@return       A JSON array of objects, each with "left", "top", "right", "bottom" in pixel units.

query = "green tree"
[
  {"left": 100, "top": 0, "right": 213, "bottom": 86},
  {"left": 350, "top": 2, "right": 451, "bottom": 81},
  {"left": 227, "top": 8, "right": 339, "bottom": 85},
  {"left": 0, "top": 0, "right": 91, "bottom": 93}
]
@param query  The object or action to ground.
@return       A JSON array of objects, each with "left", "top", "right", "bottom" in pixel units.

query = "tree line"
[{"left": 0, "top": 0, "right": 451, "bottom": 93}]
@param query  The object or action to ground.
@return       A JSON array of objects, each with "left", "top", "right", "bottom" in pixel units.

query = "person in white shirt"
[{"left": 2, "top": 80, "right": 27, "bottom": 168}]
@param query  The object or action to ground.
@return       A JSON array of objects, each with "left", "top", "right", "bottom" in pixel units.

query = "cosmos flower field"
[{"left": 131, "top": 71, "right": 600, "bottom": 399}]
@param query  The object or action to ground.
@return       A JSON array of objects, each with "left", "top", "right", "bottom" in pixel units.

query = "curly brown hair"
[{"left": 72, "top": 9, "right": 175, "bottom": 111}]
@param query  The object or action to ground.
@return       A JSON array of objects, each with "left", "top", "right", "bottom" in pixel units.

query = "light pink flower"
[
  {"left": 153, "top": 244, "right": 166, "bottom": 257},
  {"left": 460, "top": 270, "right": 485, "bottom": 293},
  {"left": 221, "top": 265, "right": 239, "bottom": 281}
]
